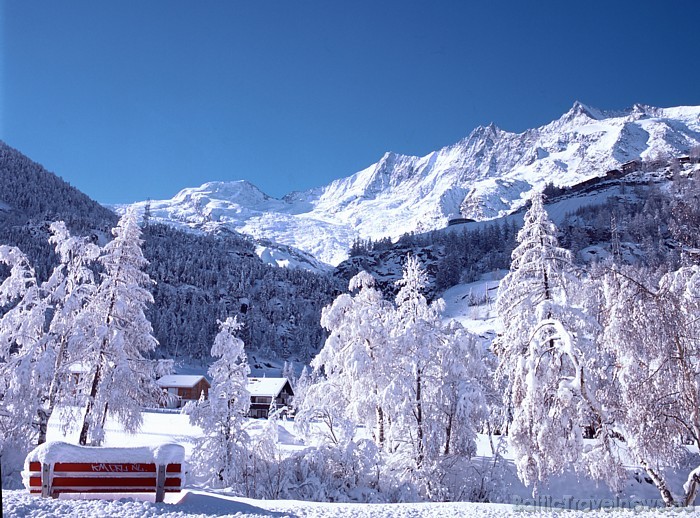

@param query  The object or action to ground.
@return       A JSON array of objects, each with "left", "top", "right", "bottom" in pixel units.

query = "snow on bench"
[{"left": 23, "top": 441, "right": 185, "bottom": 503}]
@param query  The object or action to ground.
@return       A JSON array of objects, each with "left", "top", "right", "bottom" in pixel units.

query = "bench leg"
[
  {"left": 41, "top": 463, "right": 52, "bottom": 498},
  {"left": 155, "top": 464, "right": 166, "bottom": 503}
]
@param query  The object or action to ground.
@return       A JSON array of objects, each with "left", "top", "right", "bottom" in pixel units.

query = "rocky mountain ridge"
[{"left": 122, "top": 102, "right": 700, "bottom": 265}]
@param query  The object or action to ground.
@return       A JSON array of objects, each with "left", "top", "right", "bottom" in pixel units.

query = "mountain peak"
[
  {"left": 458, "top": 122, "right": 501, "bottom": 148},
  {"left": 474, "top": 122, "right": 500, "bottom": 135},
  {"left": 566, "top": 101, "right": 603, "bottom": 120},
  {"left": 378, "top": 151, "right": 398, "bottom": 166},
  {"left": 182, "top": 180, "right": 273, "bottom": 201}
]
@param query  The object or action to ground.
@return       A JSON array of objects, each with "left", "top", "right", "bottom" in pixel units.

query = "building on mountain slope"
[
  {"left": 447, "top": 215, "right": 476, "bottom": 226},
  {"left": 622, "top": 159, "right": 642, "bottom": 174}
]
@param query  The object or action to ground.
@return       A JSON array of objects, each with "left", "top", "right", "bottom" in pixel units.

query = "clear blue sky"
[{"left": 2, "top": 1, "right": 699, "bottom": 204}]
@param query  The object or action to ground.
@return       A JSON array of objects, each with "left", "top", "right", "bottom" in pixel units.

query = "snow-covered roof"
[
  {"left": 248, "top": 377, "right": 291, "bottom": 397},
  {"left": 157, "top": 374, "right": 209, "bottom": 389},
  {"left": 69, "top": 362, "right": 91, "bottom": 374}
]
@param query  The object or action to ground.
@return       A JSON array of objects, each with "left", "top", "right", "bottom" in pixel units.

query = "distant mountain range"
[{"left": 118, "top": 102, "right": 700, "bottom": 265}]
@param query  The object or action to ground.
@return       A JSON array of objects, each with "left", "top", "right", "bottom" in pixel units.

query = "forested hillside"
[
  {"left": 0, "top": 141, "right": 339, "bottom": 362},
  {"left": 143, "top": 223, "right": 340, "bottom": 362},
  {"left": 0, "top": 141, "right": 117, "bottom": 279}
]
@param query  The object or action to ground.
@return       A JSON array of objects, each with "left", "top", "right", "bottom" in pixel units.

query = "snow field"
[{"left": 5, "top": 488, "right": 698, "bottom": 517}]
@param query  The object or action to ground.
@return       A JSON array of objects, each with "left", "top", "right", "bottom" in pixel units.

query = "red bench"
[{"left": 23, "top": 441, "right": 185, "bottom": 503}]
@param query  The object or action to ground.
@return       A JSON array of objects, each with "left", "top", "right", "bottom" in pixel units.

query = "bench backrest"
[{"left": 26, "top": 460, "right": 183, "bottom": 502}]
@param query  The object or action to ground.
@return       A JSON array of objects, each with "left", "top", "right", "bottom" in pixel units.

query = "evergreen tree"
[
  {"left": 290, "top": 365, "right": 312, "bottom": 414},
  {"left": 494, "top": 192, "right": 621, "bottom": 493},
  {"left": 188, "top": 316, "right": 250, "bottom": 487},
  {"left": 74, "top": 208, "right": 161, "bottom": 445}
]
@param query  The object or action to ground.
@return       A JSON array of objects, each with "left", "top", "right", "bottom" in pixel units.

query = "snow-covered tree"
[
  {"left": 386, "top": 255, "right": 444, "bottom": 468},
  {"left": 282, "top": 361, "right": 295, "bottom": 386},
  {"left": 494, "top": 192, "right": 622, "bottom": 493},
  {"left": 0, "top": 245, "right": 47, "bottom": 460},
  {"left": 0, "top": 224, "right": 99, "bottom": 453},
  {"left": 381, "top": 255, "right": 490, "bottom": 499},
  {"left": 600, "top": 265, "right": 700, "bottom": 506},
  {"left": 306, "top": 271, "right": 394, "bottom": 448},
  {"left": 74, "top": 208, "right": 161, "bottom": 445},
  {"left": 289, "top": 365, "right": 312, "bottom": 414},
  {"left": 188, "top": 316, "right": 250, "bottom": 487},
  {"left": 434, "top": 321, "right": 487, "bottom": 458},
  {"left": 37, "top": 223, "right": 100, "bottom": 443},
  {"left": 295, "top": 374, "right": 354, "bottom": 447},
  {"left": 300, "top": 256, "right": 491, "bottom": 499}
]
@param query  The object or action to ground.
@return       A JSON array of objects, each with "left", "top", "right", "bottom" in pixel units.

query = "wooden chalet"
[
  {"left": 157, "top": 374, "right": 210, "bottom": 408},
  {"left": 248, "top": 377, "right": 294, "bottom": 418},
  {"left": 621, "top": 159, "right": 641, "bottom": 174},
  {"left": 69, "top": 362, "right": 90, "bottom": 385}
]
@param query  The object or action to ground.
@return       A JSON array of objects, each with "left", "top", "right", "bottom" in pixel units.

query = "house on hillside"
[
  {"left": 157, "top": 374, "right": 210, "bottom": 408},
  {"left": 67, "top": 362, "right": 91, "bottom": 394},
  {"left": 621, "top": 159, "right": 641, "bottom": 174},
  {"left": 248, "top": 377, "right": 294, "bottom": 418},
  {"left": 447, "top": 216, "right": 476, "bottom": 226}
]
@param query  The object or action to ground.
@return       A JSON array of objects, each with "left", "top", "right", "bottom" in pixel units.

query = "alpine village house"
[{"left": 157, "top": 375, "right": 293, "bottom": 417}]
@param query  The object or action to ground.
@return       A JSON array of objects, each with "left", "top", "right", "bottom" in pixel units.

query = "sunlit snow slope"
[{"left": 123, "top": 103, "right": 700, "bottom": 265}]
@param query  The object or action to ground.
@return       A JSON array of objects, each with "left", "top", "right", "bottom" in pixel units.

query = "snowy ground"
[
  {"left": 5, "top": 489, "right": 696, "bottom": 517},
  {"left": 440, "top": 272, "right": 504, "bottom": 337},
  {"left": 3, "top": 400, "right": 698, "bottom": 516}
]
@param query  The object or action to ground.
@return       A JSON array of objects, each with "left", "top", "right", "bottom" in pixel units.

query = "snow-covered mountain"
[{"left": 123, "top": 103, "right": 700, "bottom": 265}]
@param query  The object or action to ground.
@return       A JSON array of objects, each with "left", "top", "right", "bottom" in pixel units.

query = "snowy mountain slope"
[
  {"left": 334, "top": 165, "right": 685, "bottom": 301},
  {"left": 255, "top": 241, "right": 333, "bottom": 273},
  {"left": 122, "top": 103, "right": 700, "bottom": 265},
  {"left": 119, "top": 181, "right": 349, "bottom": 269}
]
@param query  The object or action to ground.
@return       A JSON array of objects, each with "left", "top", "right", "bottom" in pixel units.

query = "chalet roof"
[
  {"left": 248, "top": 377, "right": 292, "bottom": 397},
  {"left": 70, "top": 361, "right": 115, "bottom": 374},
  {"left": 157, "top": 374, "right": 209, "bottom": 389},
  {"left": 69, "top": 362, "right": 91, "bottom": 374}
]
